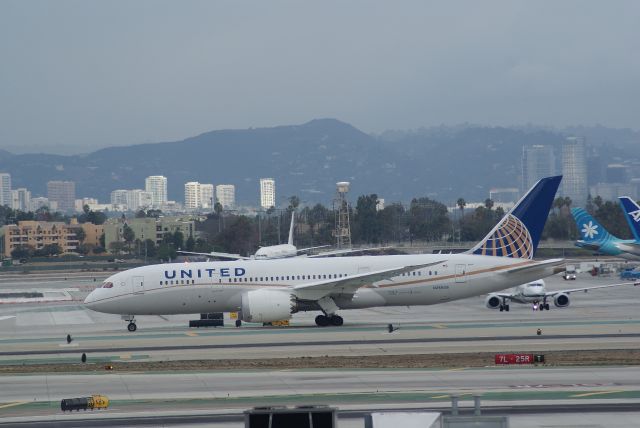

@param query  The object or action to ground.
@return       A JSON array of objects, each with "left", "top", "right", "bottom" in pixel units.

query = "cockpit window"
[{"left": 102, "top": 282, "right": 113, "bottom": 288}]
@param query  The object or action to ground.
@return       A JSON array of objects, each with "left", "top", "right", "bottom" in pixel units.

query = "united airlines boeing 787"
[{"left": 85, "top": 176, "right": 564, "bottom": 331}]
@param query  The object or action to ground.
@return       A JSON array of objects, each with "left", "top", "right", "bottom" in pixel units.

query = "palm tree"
[{"left": 456, "top": 198, "right": 466, "bottom": 218}]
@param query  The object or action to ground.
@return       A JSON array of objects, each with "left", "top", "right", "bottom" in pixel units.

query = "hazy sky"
[{"left": 1, "top": 1, "right": 639, "bottom": 154}]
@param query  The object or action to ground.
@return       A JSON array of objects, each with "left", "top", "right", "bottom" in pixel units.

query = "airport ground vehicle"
[
  {"left": 60, "top": 395, "right": 109, "bottom": 411},
  {"left": 620, "top": 269, "right": 640, "bottom": 280}
]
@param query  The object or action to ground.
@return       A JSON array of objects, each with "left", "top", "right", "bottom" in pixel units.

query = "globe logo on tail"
[
  {"left": 473, "top": 214, "right": 534, "bottom": 258},
  {"left": 581, "top": 221, "right": 599, "bottom": 239}
]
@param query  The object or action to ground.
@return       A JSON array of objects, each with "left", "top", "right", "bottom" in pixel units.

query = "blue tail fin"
[
  {"left": 571, "top": 207, "right": 615, "bottom": 243},
  {"left": 470, "top": 175, "right": 562, "bottom": 259},
  {"left": 619, "top": 196, "right": 640, "bottom": 241}
]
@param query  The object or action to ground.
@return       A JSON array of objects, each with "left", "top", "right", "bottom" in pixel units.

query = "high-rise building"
[
  {"left": 560, "top": 137, "right": 588, "bottom": 207},
  {"left": 200, "top": 184, "right": 215, "bottom": 209},
  {"left": 216, "top": 184, "right": 235, "bottom": 209},
  {"left": 30, "top": 197, "right": 50, "bottom": 211},
  {"left": 127, "top": 189, "right": 153, "bottom": 212},
  {"left": 521, "top": 145, "right": 556, "bottom": 192},
  {"left": 11, "top": 188, "right": 31, "bottom": 211},
  {"left": 0, "top": 173, "right": 11, "bottom": 207},
  {"left": 145, "top": 175, "right": 167, "bottom": 208},
  {"left": 260, "top": 178, "right": 275, "bottom": 209},
  {"left": 47, "top": 180, "right": 76, "bottom": 212},
  {"left": 184, "top": 182, "right": 201, "bottom": 210},
  {"left": 111, "top": 189, "right": 129, "bottom": 205}
]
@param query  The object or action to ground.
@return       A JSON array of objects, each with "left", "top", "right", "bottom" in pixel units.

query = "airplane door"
[
  {"left": 455, "top": 264, "right": 467, "bottom": 283},
  {"left": 133, "top": 276, "right": 145, "bottom": 294}
]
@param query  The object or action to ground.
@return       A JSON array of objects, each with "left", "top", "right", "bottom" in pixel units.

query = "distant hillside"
[{"left": 0, "top": 120, "right": 637, "bottom": 205}]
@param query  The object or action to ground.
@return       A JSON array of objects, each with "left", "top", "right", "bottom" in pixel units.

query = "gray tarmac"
[{"left": 1, "top": 269, "right": 640, "bottom": 427}]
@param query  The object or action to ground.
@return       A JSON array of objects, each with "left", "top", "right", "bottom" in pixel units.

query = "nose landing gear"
[{"left": 121, "top": 315, "right": 137, "bottom": 332}]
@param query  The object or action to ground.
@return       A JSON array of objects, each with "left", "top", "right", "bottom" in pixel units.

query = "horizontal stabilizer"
[{"left": 500, "top": 258, "right": 565, "bottom": 276}]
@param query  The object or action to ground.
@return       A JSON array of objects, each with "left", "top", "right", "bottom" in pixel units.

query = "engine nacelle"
[
  {"left": 241, "top": 289, "right": 295, "bottom": 323},
  {"left": 485, "top": 294, "right": 501, "bottom": 309},
  {"left": 554, "top": 293, "right": 570, "bottom": 308}
]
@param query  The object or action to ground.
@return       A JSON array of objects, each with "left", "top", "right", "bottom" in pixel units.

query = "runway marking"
[
  {"left": 444, "top": 368, "right": 467, "bottom": 372},
  {"left": 0, "top": 401, "right": 27, "bottom": 410},
  {"left": 0, "top": 316, "right": 16, "bottom": 322},
  {"left": 431, "top": 324, "right": 447, "bottom": 329},
  {"left": 120, "top": 354, "right": 131, "bottom": 360},
  {"left": 185, "top": 332, "right": 198, "bottom": 337},
  {"left": 571, "top": 390, "right": 626, "bottom": 398}
]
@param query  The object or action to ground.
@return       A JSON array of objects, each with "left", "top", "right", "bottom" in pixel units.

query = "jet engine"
[
  {"left": 553, "top": 293, "right": 570, "bottom": 308},
  {"left": 241, "top": 289, "right": 297, "bottom": 323},
  {"left": 485, "top": 294, "right": 501, "bottom": 309}
]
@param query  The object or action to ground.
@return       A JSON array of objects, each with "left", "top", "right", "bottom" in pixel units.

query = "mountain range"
[{"left": 0, "top": 119, "right": 637, "bottom": 206}]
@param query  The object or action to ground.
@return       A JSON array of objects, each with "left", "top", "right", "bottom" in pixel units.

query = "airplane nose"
[{"left": 84, "top": 290, "right": 97, "bottom": 307}]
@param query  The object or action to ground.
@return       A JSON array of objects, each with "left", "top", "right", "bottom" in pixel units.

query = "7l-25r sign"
[{"left": 495, "top": 354, "right": 545, "bottom": 364}]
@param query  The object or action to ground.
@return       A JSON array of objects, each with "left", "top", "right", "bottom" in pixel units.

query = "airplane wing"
[
  {"left": 292, "top": 260, "right": 446, "bottom": 300},
  {"left": 307, "top": 246, "right": 393, "bottom": 258},
  {"left": 177, "top": 250, "right": 252, "bottom": 260},
  {"left": 543, "top": 281, "right": 640, "bottom": 297},
  {"left": 500, "top": 258, "right": 566, "bottom": 276},
  {"left": 296, "top": 245, "right": 331, "bottom": 254}
]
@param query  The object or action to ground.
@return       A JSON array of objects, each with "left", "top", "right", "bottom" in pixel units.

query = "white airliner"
[
  {"left": 180, "top": 212, "right": 329, "bottom": 260},
  {"left": 485, "top": 278, "right": 637, "bottom": 312},
  {"left": 85, "top": 176, "right": 565, "bottom": 332},
  {"left": 179, "top": 211, "right": 386, "bottom": 260}
]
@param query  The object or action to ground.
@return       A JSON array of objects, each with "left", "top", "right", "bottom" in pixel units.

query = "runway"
[
  {"left": 1, "top": 270, "right": 640, "bottom": 426},
  {"left": 1, "top": 367, "right": 640, "bottom": 426}
]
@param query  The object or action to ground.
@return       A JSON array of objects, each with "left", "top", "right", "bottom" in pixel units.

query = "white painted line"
[{"left": 0, "top": 316, "right": 16, "bottom": 322}]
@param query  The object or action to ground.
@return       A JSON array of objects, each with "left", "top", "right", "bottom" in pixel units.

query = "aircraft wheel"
[
  {"left": 330, "top": 315, "right": 344, "bottom": 326},
  {"left": 499, "top": 305, "right": 504, "bottom": 312},
  {"left": 505, "top": 305, "right": 510, "bottom": 312},
  {"left": 127, "top": 322, "right": 137, "bottom": 332},
  {"left": 545, "top": 303, "right": 550, "bottom": 310},
  {"left": 235, "top": 319, "right": 242, "bottom": 328},
  {"left": 315, "top": 315, "right": 330, "bottom": 327}
]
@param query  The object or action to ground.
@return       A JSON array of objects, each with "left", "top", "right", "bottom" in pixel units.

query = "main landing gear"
[
  {"left": 127, "top": 322, "right": 137, "bottom": 332},
  {"left": 315, "top": 314, "right": 344, "bottom": 327},
  {"left": 499, "top": 296, "right": 510, "bottom": 312}
]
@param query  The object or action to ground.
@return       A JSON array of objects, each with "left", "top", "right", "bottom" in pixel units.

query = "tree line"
[{"left": 2, "top": 195, "right": 637, "bottom": 260}]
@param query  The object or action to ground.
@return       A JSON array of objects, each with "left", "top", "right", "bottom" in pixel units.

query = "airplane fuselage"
[{"left": 85, "top": 254, "right": 557, "bottom": 316}]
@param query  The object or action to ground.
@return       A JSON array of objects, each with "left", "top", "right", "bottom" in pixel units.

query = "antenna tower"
[{"left": 334, "top": 181, "right": 352, "bottom": 249}]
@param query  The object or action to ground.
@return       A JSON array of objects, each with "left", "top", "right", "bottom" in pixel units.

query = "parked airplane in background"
[
  {"left": 486, "top": 278, "right": 637, "bottom": 312},
  {"left": 618, "top": 196, "right": 640, "bottom": 257},
  {"left": 180, "top": 212, "right": 387, "bottom": 260},
  {"left": 571, "top": 207, "right": 640, "bottom": 261},
  {"left": 85, "top": 176, "right": 564, "bottom": 332},
  {"left": 179, "top": 212, "right": 329, "bottom": 260}
]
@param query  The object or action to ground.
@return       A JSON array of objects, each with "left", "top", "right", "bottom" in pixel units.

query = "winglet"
[
  {"left": 619, "top": 197, "right": 640, "bottom": 241},
  {"left": 469, "top": 175, "right": 562, "bottom": 259},
  {"left": 288, "top": 211, "right": 295, "bottom": 246}
]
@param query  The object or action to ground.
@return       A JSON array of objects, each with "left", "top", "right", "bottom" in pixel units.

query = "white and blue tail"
[
  {"left": 469, "top": 176, "right": 562, "bottom": 259},
  {"left": 619, "top": 196, "right": 640, "bottom": 241}
]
